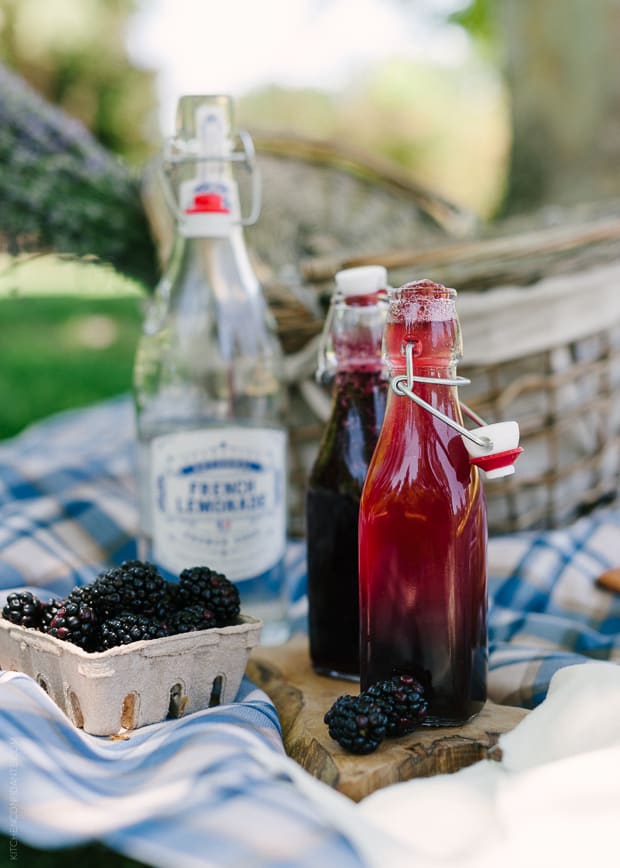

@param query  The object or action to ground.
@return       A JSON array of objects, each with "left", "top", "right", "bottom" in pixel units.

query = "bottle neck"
[
  {"left": 333, "top": 367, "right": 386, "bottom": 401},
  {"left": 318, "top": 295, "right": 387, "bottom": 381},
  {"left": 385, "top": 318, "right": 462, "bottom": 422},
  {"left": 384, "top": 280, "right": 462, "bottom": 377},
  {"left": 165, "top": 227, "right": 260, "bottom": 301},
  {"left": 385, "top": 349, "right": 463, "bottom": 430},
  {"left": 312, "top": 367, "right": 387, "bottom": 492},
  {"left": 327, "top": 368, "right": 387, "bottom": 451},
  {"left": 153, "top": 226, "right": 276, "bottom": 368},
  {"left": 383, "top": 376, "right": 464, "bottom": 451}
]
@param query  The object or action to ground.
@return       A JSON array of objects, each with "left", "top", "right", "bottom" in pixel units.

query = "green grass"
[
  {"left": 0, "top": 293, "right": 144, "bottom": 439},
  {"left": 0, "top": 254, "right": 147, "bottom": 439}
]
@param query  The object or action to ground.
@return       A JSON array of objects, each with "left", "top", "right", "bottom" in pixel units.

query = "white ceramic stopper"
[
  {"left": 335, "top": 265, "right": 387, "bottom": 296},
  {"left": 462, "top": 421, "right": 522, "bottom": 479}
]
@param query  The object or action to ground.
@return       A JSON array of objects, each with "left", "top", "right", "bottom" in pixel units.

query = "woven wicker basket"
[
  {"left": 268, "top": 208, "right": 620, "bottom": 536},
  {"left": 457, "top": 265, "right": 620, "bottom": 533},
  {"left": 143, "top": 135, "right": 620, "bottom": 536}
]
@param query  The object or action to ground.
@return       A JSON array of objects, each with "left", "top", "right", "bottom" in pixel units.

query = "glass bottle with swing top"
[
  {"left": 359, "top": 279, "right": 489, "bottom": 723},
  {"left": 306, "top": 265, "right": 388, "bottom": 680},
  {"left": 133, "top": 95, "right": 289, "bottom": 644}
]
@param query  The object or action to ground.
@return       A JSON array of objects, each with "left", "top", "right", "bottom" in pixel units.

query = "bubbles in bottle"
[
  {"left": 385, "top": 280, "right": 461, "bottom": 370},
  {"left": 389, "top": 279, "right": 457, "bottom": 325}
]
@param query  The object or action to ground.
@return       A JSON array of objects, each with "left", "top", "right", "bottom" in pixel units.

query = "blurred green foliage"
[
  {"left": 0, "top": 63, "right": 159, "bottom": 287},
  {"left": 450, "top": 0, "right": 496, "bottom": 48},
  {"left": 0, "top": 0, "right": 158, "bottom": 163},
  {"left": 0, "top": 0, "right": 159, "bottom": 284}
]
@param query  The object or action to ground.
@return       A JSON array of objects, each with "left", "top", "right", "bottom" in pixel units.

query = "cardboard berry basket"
[{"left": 0, "top": 615, "right": 262, "bottom": 736}]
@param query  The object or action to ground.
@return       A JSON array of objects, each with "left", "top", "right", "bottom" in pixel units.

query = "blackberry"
[
  {"left": 324, "top": 694, "right": 387, "bottom": 755},
  {"left": 90, "top": 560, "right": 170, "bottom": 618},
  {"left": 121, "top": 559, "right": 158, "bottom": 572},
  {"left": 47, "top": 599, "right": 98, "bottom": 651},
  {"left": 98, "top": 613, "right": 168, "bottom": 650},
  {"left": 2, "top": 591, "right": 43, "bottom": 629},
  {"left": 177, "top": 567, "right": 240, "bottom": 626},
  {"left": 40, "top": 598, "right": 64, "bottom": 633},
  {"left": 67, "top": 585, "right": 97, "bottom": 608},
  {"left": 363, "top": 675, "right": 428, "bottom": 737},
  {"left": 166, "top": 605, "right": 217, "bottom": 635}
]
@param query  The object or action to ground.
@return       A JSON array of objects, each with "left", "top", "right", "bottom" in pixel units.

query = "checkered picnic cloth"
[
  {"left": 488, "top": 517, "right": 620, "bottom": 707},
  {"left": 1, "top": 396, "right": 619, "bottom": 865}
]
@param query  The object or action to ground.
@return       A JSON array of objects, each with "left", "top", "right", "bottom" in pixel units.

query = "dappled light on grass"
[
  {"left": 63, "top": 314, "right": 120, "bottom": 350},
  {"left": 0, "top": 293, "right": 142, "bottom": 439},
  {"left": 0, "top": 254, "right": 144, "bottom": 299}
]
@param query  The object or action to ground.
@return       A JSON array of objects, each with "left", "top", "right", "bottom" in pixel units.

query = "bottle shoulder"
[
  {"left": 362, "top": 395, "right": 482, "bottom": 506},
  {"left": 133, "top": 234, "right": 286, "bottom": 428},
  {"left": 138, "top": 417, "right": 288, "bottom": 447}
]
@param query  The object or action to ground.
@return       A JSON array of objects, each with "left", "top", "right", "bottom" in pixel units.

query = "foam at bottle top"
[{"left": 390, "top": 279, "right": 456, "bottom": 324}]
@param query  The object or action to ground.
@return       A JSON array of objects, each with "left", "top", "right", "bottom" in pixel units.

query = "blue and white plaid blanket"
[{"left": 1, "top": 397, "right": 619, "bottom": 866}]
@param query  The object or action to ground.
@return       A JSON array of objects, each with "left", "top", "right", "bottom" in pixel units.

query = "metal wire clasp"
[
  {"left": 390, "top": 343, "right": 492, "bottom": 449},
  {"left": 159, "top": 128, "right": 261, "bottom": 226}
]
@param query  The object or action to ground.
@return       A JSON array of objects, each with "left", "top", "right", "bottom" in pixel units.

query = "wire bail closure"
[
  {"left": 390, "top": 342, "right": 492, "bottom": 449},
  {"left": 159, "top": 128, "right": 261, "bottom": 226}
]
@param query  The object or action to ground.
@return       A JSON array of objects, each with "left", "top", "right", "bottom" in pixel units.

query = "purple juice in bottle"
[
  {"left": 359, "top": 279, "right": 488, "bottom": 723},
  {"left": 306, "top": 267, "right": 388, "bottom": 679}
]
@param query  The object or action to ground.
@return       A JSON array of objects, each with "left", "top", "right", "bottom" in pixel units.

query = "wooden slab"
[{"left": 248, "top": 635, "right": 528, "bottom": 802}]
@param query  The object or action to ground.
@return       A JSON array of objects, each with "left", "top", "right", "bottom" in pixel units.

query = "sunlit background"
[
  {"left": 131, "top": 0, "right": 507, "bottom": 215},
  {"left": 1, "top": 0, "right": 620, "bottom": 438},
  {"left": 2, "top": 0, "right": 509, "bottom": 216}
]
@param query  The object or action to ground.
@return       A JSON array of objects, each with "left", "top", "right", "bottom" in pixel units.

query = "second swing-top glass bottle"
[
  {"left": 306, "top": 266, "right": 388, "bottom": 679},
  {"left": 133, "top": 95, "right": 289, "bottom": 644}
]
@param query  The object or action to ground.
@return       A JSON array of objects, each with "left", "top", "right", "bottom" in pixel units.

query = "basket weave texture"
[
  {"left": 145, "top": 135, "right": 620, "bottom": 536},
  {"left": 461, "top": 333, "right": 620, "bottom": 533},
  {"left": 283, "top": 302, "right": 620, "bottom": 537}
]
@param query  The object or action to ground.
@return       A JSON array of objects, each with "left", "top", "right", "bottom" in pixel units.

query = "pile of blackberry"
[
  {"left": 325, "top": 675, "right": 428, "bottom": 755},
  {"left": 1, "top": 560, "right": 243, "bottom": 653}
]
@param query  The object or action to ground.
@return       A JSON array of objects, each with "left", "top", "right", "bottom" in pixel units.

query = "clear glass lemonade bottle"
[
  {"left": 133, "top": 95, "right": 289, "bottom": 644},
  {"left": 306, "top": 265, "right": 388, "bottom": 679},
  {"left": 359, "top": 279, "right": 488, "bottom": 723}
]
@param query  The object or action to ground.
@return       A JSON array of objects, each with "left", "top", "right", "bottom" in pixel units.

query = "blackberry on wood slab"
[
  {"left": 324, "top": 695, "right": 388, "bottom": 755},
  {"left": 363, "top": 675, "right": 428, "bottom": 737}
]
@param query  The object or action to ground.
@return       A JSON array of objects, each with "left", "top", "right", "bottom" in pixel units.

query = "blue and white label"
[{"left": 151, "top": 427, "right": 286, "bottom": 580}]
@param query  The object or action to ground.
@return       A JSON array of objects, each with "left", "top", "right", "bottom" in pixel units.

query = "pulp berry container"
[{"left": 0, "top": 616, "right": 262, "bottom": 736}]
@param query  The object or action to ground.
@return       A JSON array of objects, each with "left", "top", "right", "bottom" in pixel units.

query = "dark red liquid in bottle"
[
  {"left": 307, "top": 368, "right": 386, "bottom": 678},
  {"left": 307, "top": 286, "right": 387, "bottom": 680},
  {"left": 359, "top": 281, "right": 487, "bottom": 723}
]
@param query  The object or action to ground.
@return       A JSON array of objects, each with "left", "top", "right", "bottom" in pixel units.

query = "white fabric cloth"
[{"left": 356, "top": 662, "right": 620, "bottom": 868}]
